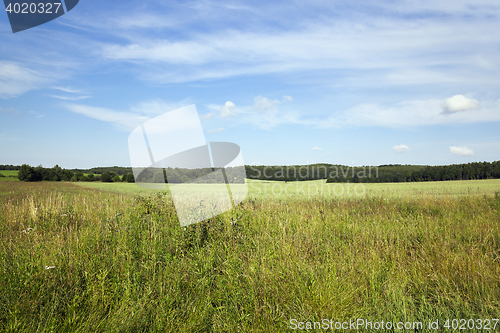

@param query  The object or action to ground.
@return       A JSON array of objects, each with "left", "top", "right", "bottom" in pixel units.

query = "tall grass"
[{"left": 1, "top": 182, "right": 499, "bottom": 332}]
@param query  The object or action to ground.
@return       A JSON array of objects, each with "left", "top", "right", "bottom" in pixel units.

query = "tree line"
[
  {"left": 14, "top": 164, "right": 135, "bottom": 183},
  {"left": 246, "top": 161, "right": 500, "bottom": 183},
  {"left": 5, "top": 161, "right": 500, "bottom": 183},
  {"left": 326, "top": 161, "right": 500, "bottom": 183},
  {"left": 0, "top": 165, "right": 21, "bottom": 170}
]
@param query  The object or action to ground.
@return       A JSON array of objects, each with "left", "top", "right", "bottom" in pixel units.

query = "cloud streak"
[
  {"left": 207, "top": 128, "right": 225, "bottom": 133},
  {"left": 65, "top": 104, "right": 149, "bottom": 130},
  {"left": 0, "top": 62, "right": 47, "bottom": 99},
  {"left": 64, "top": 100, "right": 195, "bottom": 131},
  {"left": 97, "top": 13, "right": 500, "bottom": 85}
]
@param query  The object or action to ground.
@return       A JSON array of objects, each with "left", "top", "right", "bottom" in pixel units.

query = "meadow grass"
[{"left": 1, "top": 180, "right": 499, "bottom": 332}]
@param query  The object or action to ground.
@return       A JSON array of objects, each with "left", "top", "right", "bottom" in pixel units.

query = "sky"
[{"left": 1, "top": 0, "right": 500, "bottom": 169}]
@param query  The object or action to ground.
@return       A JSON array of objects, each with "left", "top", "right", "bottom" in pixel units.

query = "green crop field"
[
  {"left": 1, "top": 179, "right": 499, "bottom": 331},
  {"left": 76, "top": 178, "right": 500, "bottom": 199},
  {"left": 0, "top": 170, "right": 19, "bottom": 181}
]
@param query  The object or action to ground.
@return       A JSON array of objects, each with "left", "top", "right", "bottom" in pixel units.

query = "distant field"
[
  {"left": 0, "top": 170, "right": 18, "bottom": 182},
  {"left": 0, "top": 170, "right": 18, "bottom": 177},
  {"left": 77, "top": 181, "right": 172, "bottom": 196},
  {"left": 77, "top": 178, "right": 500, "bottom": 199}
]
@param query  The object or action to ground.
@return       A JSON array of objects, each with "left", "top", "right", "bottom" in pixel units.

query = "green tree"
[
  {"left": 18, "top": 164, "right": 36, "bottom": 182},
  {"left": 101, "top": 171, "right": 113, "bottom": 182},
  {"left": 125, "top": 173, "right": 135, "bottom": 183}
]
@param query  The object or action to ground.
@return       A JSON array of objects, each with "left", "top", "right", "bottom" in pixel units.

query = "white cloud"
[
  {"left": 29, "top": 111, "right": 45, "bottom": 119},
  {"left": 207, "top": 95, "right": 299, "bottom": 129},
  {"left": 0, "top": 107, "right": 18, "bottom": 114},
  {"left": 310, "top": 97, "right": 500, "bottom": 128},
  {"left": 209, "top": 95, "right": 500, "bottom": 130},
  {"left": 98, "top": 16, "right": 500, "bottom": 85},
  {"left": 0, "top": 62, "right": 47, "bottom": 99},
  {"left": 253, "top": 95, "right": 293, "bottom": 111},
  {"left": 393, "top": 144, "right": 410, "bottom": 153},
  {"left": 129, "top": 99, "right": 191, "bottom": 116},
  {"left": 65, "top": 104, "right": 149, "bottom": 130},
  {"left": 312, "top": 146, "right": 323, "bottom": 151},
  {"left": 65, "top": 100, "right": 194, "bottom": 131},
  {"left": 113, "top": 13, "right": 180, "bottom": 29},
  {"left": 102, "top": 41, "right": 215, "bottom": 65},
  {"left": 221, "top": 101, "right": 236, "bottom": 118},
  {"left": 202, "top": 112, "right": 214, "bottom": 120},
  {"left": 207, "top": 128, "right": 225, "bottom": 133},
  {"left": 49, "top": 95, "right": 90, "bottom": 101},
  {"left": 53, "top": 86, "right": 86, "bottom": 94},
  {"left": 49, "top": 87, "right": 90, "bottom": 100},
  {"left": 442, "top": 95, "right": 479, "bottom": 113},
  {"left": 450, "top": 146, "right": 474, "bottom": 156}
]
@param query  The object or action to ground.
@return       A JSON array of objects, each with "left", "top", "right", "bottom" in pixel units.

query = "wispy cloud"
[
  {"left": 208, "top": 95, "right": 500, "bottom": 130},
  {"left": 311, "top": 97, "right": 500, "bottom": 128},
  {"left": 312, "top": 146, "right": 323, "bottom": 151},
  {"left": 49, "top": 95, "right": 90, "bottom": 101},
  {"left": 0, "top": 106, "right": 20, "bottom": 115},
  {"left": 393, "top": 144, "right": 410, "bottom": 153},
  {"left": 0, "top": 62, "right": 47, "bottom": 98},
  {"left": 129, "top": 99, "right": 191, "bottom": 116},
  {"left": 29, "top": 111, "right": 45, "bottom": 119},
  {"left": 207, "top": 128, "right": 225, "bottom": 133},
  {"left": 97, "top": 13, "right": 500, "bottom": 85},
  {"left": 206, "top": 95, "right": 297, "bottom": 129},
  {"left": 201, "top": 112, "right": 214, "bottom": 120},
  {"left": 65, "top": 104, "right": 149, "bottom": 130},
  {"left": 64, "top": 99, "right": 191, "bottom": 130},
  {"left": 253, "top": 95, "right": 293, "bottom": 111},
  {"left": 49, "top": 87, "right": 90, "bottom": 101},
  {"left": 53, "top": 86, "right": 86, "bottom": 94},
  {"left": 450, "top": 146, "right": 474, "bottom": 156}
]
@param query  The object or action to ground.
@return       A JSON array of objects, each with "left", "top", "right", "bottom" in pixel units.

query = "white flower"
[{"left": 45, "top": 266, "right": 55, "bottom": 270}]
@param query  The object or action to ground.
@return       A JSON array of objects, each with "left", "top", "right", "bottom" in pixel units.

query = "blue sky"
[{"left": 1, "top": 0, "right": 500, "bottom": 168}]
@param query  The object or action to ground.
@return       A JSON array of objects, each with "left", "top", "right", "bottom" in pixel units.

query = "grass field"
[
  {"left": 1, "top": 179, "right": 499, "bottom": 332},
  {"left": 77, "top": 178, "right": 500, "bottom": 199},
  {"left": 0, "top": 170, "right": 19, "bottom": 181}
]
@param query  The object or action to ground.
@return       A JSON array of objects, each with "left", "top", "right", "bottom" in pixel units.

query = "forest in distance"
[{"left": 2, "top": 161, "right": 500, "bottom": 184}]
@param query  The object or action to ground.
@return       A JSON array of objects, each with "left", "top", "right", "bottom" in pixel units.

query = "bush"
[
  {"left": 125, "top": 173, "right": 135, "bottom": 183},
  {"left": 101, "top": 171, "right": 113, "bottom": 182},
  {"left": 18, "top": 164, "right": 37, "bottom": 182}
]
